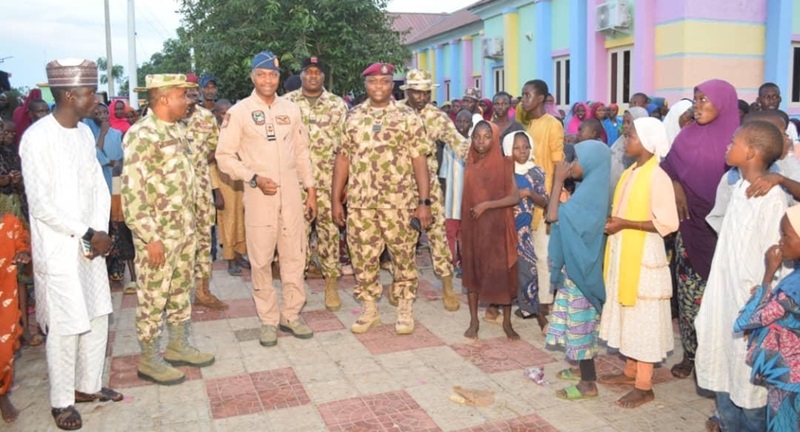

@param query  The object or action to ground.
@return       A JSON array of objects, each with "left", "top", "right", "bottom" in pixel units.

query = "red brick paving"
[
  {"left": 451, "top": 338, "right": 557, "bottom": 373},
  {"left": 354, "top": 323, "right": 445, "bottom": 355},
  {"left": 205, "top": 373, "right": 263, "bottom": 419},
  {"left": 108, "top": 354, "right": 202, "bottom": 389},
  {"left": 318, "top": 390, "right": 440, "bottom": 432},
  {"left": 251, "top": 368, "right": 311, "bottom": 411},
  {"left": 456, "top": 413, "right": 559, "bottom": 432}
]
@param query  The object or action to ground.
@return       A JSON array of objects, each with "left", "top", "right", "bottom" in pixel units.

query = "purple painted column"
[
  {"left": 586, "top": 0, "right": 608, "bottom": 102},
  {"left": 462, "top": 36, "right": 474, "bottom": 92},
  {"left": 633, "top": 0, "right": 655, "bottom": 96}
]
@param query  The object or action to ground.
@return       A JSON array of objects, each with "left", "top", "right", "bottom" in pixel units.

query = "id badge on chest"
[
  {"left": 372, "top": 120, "right": 382, "bottom": 133},
  {"left": 266, "top": 123, "right": 277, "bottom": 142}
]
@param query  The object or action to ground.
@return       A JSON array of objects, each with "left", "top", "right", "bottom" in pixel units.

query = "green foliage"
[
  {"left": 97, "top": 57, "right": 125, "bottom": 88},
  {"left": 120, "top": 28, "right": 194, "bottom": 97},
  {"left": 178, "top": 0, "right": 411, "bottom": 99}
]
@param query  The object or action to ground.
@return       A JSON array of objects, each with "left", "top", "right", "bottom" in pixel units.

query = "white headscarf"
[
  {"left": 662, "top": 99, "right": 693, "bottom": 148},
  {"left": 502, "top": 130, "right": 536, "bottom": 174},
  {"left": 633, "top": 117, "right": 670, "bottom": 159}
]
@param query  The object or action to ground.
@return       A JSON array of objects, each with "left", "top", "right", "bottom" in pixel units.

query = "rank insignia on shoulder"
[{"left": 252, "top": 110, "right": 266, "bottom": 126}]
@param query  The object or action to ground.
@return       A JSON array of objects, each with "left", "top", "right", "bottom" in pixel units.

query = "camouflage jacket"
[
  {"left": 182, "top": 105, "right": 219, "bottom": 230},
  {"left": 401, "top": 101, "right": 470, "bottom": 177},
  {"left": 121, "top": 113, "right": 197, "bottom": 244},
  {"left": 284, "top": 89, "right": 347, "bottom": 190},
  {"left": 340, "top": 99, "right": 430, "bottom": 210}
]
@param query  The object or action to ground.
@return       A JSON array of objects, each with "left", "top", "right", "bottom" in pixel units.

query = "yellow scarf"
[{"left": 604, "top": 156, "right": 657, "bottom": 306}]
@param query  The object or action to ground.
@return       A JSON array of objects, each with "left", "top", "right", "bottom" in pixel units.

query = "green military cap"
[{"left": 134, "top": 74, "right": 198, "bottom": 93}]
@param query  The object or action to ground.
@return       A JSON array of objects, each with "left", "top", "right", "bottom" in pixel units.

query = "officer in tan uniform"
[
  {"left": 216, "top": 51, "right": 317, "bottom": 348},
  {"left": 332, "top": 62, "right": 432, "bottom": 336},
  {"left": 285, "top": 56, "right": 348, "bottom": 312},
  {"left": 400, "top": 69, "right": 470, "bottom": 312}
]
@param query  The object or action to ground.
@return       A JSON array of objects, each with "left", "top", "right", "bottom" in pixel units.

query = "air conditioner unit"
[
  {"left": 597, "top": 1, "right": 630, "bottom": 32},
  {"left": 482, "top": 38, "right": 504, "bottom": 59}
]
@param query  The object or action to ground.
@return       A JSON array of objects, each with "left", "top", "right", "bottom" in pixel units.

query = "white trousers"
[
  {"left": 45, "top": 314, "right": 109, "bottom": 408},
  {"left": 533, "top": 226, "right": 554, "bottom": 305}
]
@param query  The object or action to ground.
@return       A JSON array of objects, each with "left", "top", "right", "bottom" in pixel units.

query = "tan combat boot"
[
  {"left": 441, "top": 275, "right": 460, "bottom": 311},
  {"left": 194, "top": 278, "right": 228, "bottom": 310},
  {"left": 137, "top": 338, "right": 185, "bottom": 386},
  {"left": 324, "top": 278, "right": 341, "bottom": 311},
  {"left": 395, "top": 298, "right": 415, "bottom": 335},
  {"left": 351, "top": 300, "right": 381, "bottom": 334},
  {"left": 164, "top": 322, "right": 216, "bottom": 367},
  {"left": 387, "top": 284, "right": 399, "bottom": 307}
]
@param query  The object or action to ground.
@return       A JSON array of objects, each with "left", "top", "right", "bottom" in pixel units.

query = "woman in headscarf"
[
  {"left": 609, "top": 107, "right": 649, "bottom": 196},
  {"left": 108, "top": 98, "right": 131, "bottom": 134},
  {"left": 599, "top": 117, "right": 678, "bottom": 408},
  {"left": 660, "top": 79, "right": 739, "bottom": 379},
  {"left": 11, "top": 88, "right": 43, "bottom": 147},
  {"left": 565, "top": 102, "right": 590, "bottom": 135},
  {"left": 461, "top": 120, "right": 520, "bottom": 340},
  {"left": 479, "top": 98, "right": 494, "bottom": 122},
  {"left": 662, "top": 99, "right": 693, "bottom": 151},
  {"left": 501, "top": 130, "right": 549, "bottom": 331},
  {"left": 545, "top": 140, "right": 611, "bottom": 401}
]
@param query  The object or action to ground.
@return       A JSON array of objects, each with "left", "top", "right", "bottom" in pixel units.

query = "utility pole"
[
  {"left": 127, "top": 0, "right": 138, "bottom": 108},
  {"left": 104, "top": 0, "right": 114, "bottom": 96}
]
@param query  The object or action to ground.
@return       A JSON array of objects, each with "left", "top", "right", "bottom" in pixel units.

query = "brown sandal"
[
  {"left": 51, "top": 405, "right": 82, "bottom": 430},
  {"left": 75, "top": 387, "right": 124, "bottom": 403}
]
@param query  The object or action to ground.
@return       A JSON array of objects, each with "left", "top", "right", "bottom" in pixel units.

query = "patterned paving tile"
[
  {"left": 108, "top": 354, "right": 202, "bottom": 389},
  {"left": 120, "top": 293, "right": 138, "bottom": 309},
  {"left": 192, "top": 298, "right": 258, "bottom": 322},
  {"left": 451, "top": 338, "right": 557, "bottom": 373},
  {"left": 205, "top": 373, "right": 262, "bottom": 419},
  {"left": 354, "top": 323, "right": 445, "bottom": 355},
  {"left": 456, "top": 413, "right": 558, "bottom": 432},
  {"left": 317, "top": 390, "right": 440, "bottom": 432},
  {"left": 233, "top": 310, "right": 346, "bottom": 342},
  {"left": 594, "top": 352, "right": 675, "bottom": 391},
  {"left": 251, "top": 367, "right": 311, "bottom": 411}
]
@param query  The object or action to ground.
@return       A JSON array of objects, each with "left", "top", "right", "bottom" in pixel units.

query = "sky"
[{"left": 1, "top": 0, "right": 476, "bottom": 92}]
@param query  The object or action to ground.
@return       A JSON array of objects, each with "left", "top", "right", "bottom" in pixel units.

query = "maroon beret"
[{"left": 362, "top": 63, "right": 395, "bottom": 77}]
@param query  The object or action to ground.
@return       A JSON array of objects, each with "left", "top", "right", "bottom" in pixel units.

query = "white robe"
[
  {"left": 19, "top": 114, "right": 112, "bottom": 336},
  {"left": 695, "top": 178, "right": 785, "bottom": 409}
]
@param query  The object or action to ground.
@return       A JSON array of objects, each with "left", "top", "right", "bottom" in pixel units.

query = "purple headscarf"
[{"left": 661, "top": 79, "right": 739, "bottom": 280}]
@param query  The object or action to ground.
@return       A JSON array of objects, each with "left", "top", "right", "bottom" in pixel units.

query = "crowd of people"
[{"left": 0, "top": 52, "right": 799, "bottom": 431}]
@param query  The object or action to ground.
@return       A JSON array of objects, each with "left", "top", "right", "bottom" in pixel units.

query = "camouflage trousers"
[
  {"left": 135, "top": 236, "right": 197, "bottom": 342},
  {"left": 427, "top": 177, "right": 453, "bottom": 278},
  {"left": 348, "top": 208, "right": 418, "bottom": 301},
  {"left": 304, "top": 187, "right": 340, "bottom": 279},
  {"left": 195, "top": 226, "right": 212, "bottom": 280}
]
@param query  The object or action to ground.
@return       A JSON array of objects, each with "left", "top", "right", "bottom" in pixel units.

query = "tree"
[
  {"left": 119, "top": 28, "right": 194, "bottom": 97},
  {"left": 179, "top": 0, "right": 411, "bottom": 99},
  {"left": 97, "top": 57, "right": 125, "bottom": 90}
]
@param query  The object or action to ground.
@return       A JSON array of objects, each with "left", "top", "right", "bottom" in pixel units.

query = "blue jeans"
[{"left": 716, "top": 392, "right": 766, "bottom": 432}]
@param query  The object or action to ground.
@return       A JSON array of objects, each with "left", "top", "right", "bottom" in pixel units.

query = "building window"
[
  {"left": 444, "top": 80, "right": 451, "bottom": 101},
  {"left": 608, "top": 46, "right": 632, "bottom": 105},
  {"left": 493, "top": 67, "right": 505, "bottom": 94},
  {"left": 553, "top": 56, "right": 570, "bottom": 110},
  {"left": 474, "top": 76, "right": 482, "bottom": 92},
  {"left": 792, "top": 43, "right": 800, "bottom": 105}
]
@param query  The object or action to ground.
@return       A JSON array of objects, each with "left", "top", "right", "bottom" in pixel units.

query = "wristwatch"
[
  {"left": 418, "top": 198, "right": 432, "bottom": 206},
  {"left": 249, "top": 174, "right": 258, "bottom": 188}
]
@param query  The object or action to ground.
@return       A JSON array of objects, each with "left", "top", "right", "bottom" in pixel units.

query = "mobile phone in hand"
[{"left": 410, "top": 217, "right": 422, "bottom": 233}]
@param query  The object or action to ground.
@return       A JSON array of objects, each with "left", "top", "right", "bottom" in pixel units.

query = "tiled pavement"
[{"left": 10, "top": 257, "right": 714, "bottom": 431}]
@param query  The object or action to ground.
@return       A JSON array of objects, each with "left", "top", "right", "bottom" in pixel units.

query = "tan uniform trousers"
[
  {"left": 217, "top": 169, "right": 247, "bottom": 260},
  {"left": 248, "top": 209, "right": 307, "bottom": 326}
]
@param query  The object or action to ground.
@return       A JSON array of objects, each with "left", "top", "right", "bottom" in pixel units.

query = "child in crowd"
[
  {"left": 735, "top": 205, "right": 800, "bottom": 431},
  {"left": 501, "top": 131, "right": 549, "bottom": 331},
  {"left": 545, "top": 140, "right": 611, "bottom": 400},
  {"left": 461, "top": 121, "right": 520, "bottom": 340},
  {"left": 599, "top": 117, "right": 679, "bottom": 408},
  {"left": 577, "top": 118, "right": 608, "bottom": 145},
  {"left": 566, "top": 102, "right": 590, "bottom": 135},
  {"left": 440, "top": 109, "right": 472, "bottom": 278},
  {"left": 603, "top": 103, "right": 621, "bottom": 145},
  {"left": 695, "top": 120, "right": 787, "bottom": 431}
]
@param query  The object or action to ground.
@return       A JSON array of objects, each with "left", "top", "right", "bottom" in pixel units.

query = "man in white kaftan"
[{"left": 19, "top": 59, "right": 120, "bottom": 423}]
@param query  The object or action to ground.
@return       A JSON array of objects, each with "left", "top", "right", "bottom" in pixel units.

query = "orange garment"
[
  {"left": 0, "top": 213, "right": 30, "bottom": 395},
  {"left": 623, "top": 358, "right": 654, "bottom": 391}
]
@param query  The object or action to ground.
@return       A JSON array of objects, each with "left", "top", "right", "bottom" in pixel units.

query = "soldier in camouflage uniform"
[
  {"left": 285, "top": 56, "right": 348, "bottom": 312},
  {"left": 400, "top": 69, "right": 470, "bottom": 312},
  {"left": 122, "top": 74, "right": 215, "bottom": 386},
  {"left": 182, "top": 79, "right": 228, "bottom": 310},
  {"left": 332, "top": 62, "right": 433, "bottom": 335}
]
